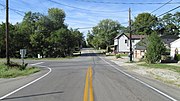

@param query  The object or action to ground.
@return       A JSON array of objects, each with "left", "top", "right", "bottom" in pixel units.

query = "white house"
[
  {"left": 170, "top": 38, "right": 180, "bottom": 58},
  {"left": 114, "top": 33, "right": 145, "bottom": 53}
]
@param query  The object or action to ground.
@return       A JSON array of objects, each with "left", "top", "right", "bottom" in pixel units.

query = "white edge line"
[
  {"left": 0, "top": 62, "right": 52, "bottom": 100},
  {"left": 30, "top": 62, "right": 44, "bottom": 66},
  {"left": 100, "top": 57, "right": 178, "bottom": 101}
]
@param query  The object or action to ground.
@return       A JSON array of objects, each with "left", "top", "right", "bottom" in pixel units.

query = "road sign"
[
  {"left": 20, "top": 49, "right": 26, "bottom": 58},
  {"left": 20, "top": 49, "right": 26, "bottom": 65}
]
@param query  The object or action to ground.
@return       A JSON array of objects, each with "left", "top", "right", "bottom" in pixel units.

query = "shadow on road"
[{"left": 2, "top": 91, "right": 64, "bottom": 100}]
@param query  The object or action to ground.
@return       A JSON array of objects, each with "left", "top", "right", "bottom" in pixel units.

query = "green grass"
[
  {"left": 0, "top": 63, "right": 40, "bottom": 78},
  {"left": 119, "top": 54, "right": 128, "bottom": 57},
  {"left": 138, "top": 63, "right": 180, "bottom": 73}
]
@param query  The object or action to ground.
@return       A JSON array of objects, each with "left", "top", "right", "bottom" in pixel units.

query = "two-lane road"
[{"left": 1, "top": 49, "right": 179, "bottom": 101}]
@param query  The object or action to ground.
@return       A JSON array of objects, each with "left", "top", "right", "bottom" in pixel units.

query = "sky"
[{"left": 0, "top": 0, "right": 179, "bottom": 37}]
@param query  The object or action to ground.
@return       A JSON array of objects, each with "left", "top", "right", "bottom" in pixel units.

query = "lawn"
[
  {"left": 138, "top": 63, "right": 180, "bottom": 73},
  {"left": 0, "top": 62, "right": 40, "bottom": 78}
]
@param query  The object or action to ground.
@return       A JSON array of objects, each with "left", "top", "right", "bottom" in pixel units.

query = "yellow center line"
[
  {"left": 89, "top": 67, "right": 94, "bottom": 101},
  {"left": 83, "top": 66, "right": 94, "bottom": 101}
]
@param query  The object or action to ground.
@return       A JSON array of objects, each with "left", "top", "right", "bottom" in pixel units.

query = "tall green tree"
[
  {"left": 157, "top": 12, "right": 180, "bottom": 36},
  {"left": 0, "top": 23, "right": 6, "bottom": 57},
  {"left": 86, "top": 30, "right": 94, "bottom": 47},
  {"left": 50, "top": 28, "right": 75, "bottom": 57},
  {"left": 48, "top": 8, "right": 66, "bottom": 30},
  {"left": 132, "top": 13, "right": 157, "bottom": 35},
  {"left": 91, "top": 19, "right": 123, "bottom": 49},
  {"left": 145, "top": 32, "right": 166, "bottom": 64}
]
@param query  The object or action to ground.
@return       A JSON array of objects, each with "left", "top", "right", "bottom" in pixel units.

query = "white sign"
[{"left": 20, "top": 49, "right": 26, "bottom": 58}]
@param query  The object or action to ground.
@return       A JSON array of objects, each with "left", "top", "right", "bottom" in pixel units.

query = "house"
[
  {"left": 170, "top": 38, "right": 180, "bottom": 58},
  {"left": 114, "top": 33, "right": 145, "bottom": 53},
  {"left": 133, "top": 38, "right": 147, "bottom": 59},
  {"left": 133, "top": 35, "right": 179, "bottom": 60},
  {"left": 160, "top": 35, "right": 179, "bottom": 49}
]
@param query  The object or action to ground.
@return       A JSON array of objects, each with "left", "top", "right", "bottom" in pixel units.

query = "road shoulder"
[
  {"left": 103, "top": 56, "right": 180, "bottom": 100},
  {"left": 0, "top": 65, "right": 49, "bottom": 98}
]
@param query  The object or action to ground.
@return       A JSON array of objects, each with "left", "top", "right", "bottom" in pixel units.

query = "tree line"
[
  {"left": 87, "top": 12, "right": 180, "bottom": 49},
  {"left": 0, "top": 8, "right": 85, "bottom": 58}
]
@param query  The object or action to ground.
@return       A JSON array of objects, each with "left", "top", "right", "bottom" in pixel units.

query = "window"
[{"left": 125, "top": 40, "right": 127, "bottom": 43}]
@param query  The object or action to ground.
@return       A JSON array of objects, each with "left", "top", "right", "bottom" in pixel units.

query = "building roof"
[
  {"left": 134, "top": 38, "right": 147, "bottom": 50},
  {"left": 115, "top": 33, "right": 145, "bottom": 40},
  {"left": 160, "top": 35, "right": 179, "bottom": 47},
  {"left": 160, "top": 35, "right": 179, "bottom": 39},
  {"left": 171, "top": 38, "right": 180, "bottom": 45},
  {"left": 134, "top": 35, "right": 179, "bottom": 50}
]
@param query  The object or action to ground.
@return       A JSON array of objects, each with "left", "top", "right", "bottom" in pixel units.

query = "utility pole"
[
  {"left": 129, "top": 8, "right": 133, "bottom": 62},
  {"left": 6, "top": 0, "right": 10, "bottom": 65}
]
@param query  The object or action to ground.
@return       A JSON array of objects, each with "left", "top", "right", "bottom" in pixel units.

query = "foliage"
[
  {"left": 115, "top": 54, "right": 121, "bottom": 59},
  {"left": 138, "top": 63, "right": 180, "bottom": 73},
  {"left": 156, "top": 12, "right": 180, "bottom": 36},
  {"left": 174, "top": 54, "right": 180, "bottom": 61},
  {"left": 132, "top": 13, "right": 157, "bottom": 35},
  {"left": 0, "top": 62, "right": 40, "bottom": 78},
  {"left": 145, "top": 32, "right": 166, "bottom": 64},
  {"left": 87, "top": 19, "right": 125, "bottom": 49},
  {"left": 0, "top": 8, "right": 84, "bottom": 58}
]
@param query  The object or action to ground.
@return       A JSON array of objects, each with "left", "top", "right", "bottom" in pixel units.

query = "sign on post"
[{"left": 20, "top": 49, "right": 26, "bottom": 65}]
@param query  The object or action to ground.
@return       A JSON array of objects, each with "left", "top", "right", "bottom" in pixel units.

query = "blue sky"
[{"left": 0, "top": 0, "right": 179, "bottom": 36}]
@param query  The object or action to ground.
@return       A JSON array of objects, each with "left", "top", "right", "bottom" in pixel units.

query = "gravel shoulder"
[{"left": 105, "top": 56, "right": 180, "bottom": 88}]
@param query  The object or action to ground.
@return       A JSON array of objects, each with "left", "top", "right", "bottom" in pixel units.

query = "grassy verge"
[
  {"left": 0, "top": 56, "right": 76, "bottom": 61},
  {"left": 138, "top": 63, "right": 180, "bottom": 73},
  {"left": 0, "top": 62, "right": 40, "bottom": 78}
]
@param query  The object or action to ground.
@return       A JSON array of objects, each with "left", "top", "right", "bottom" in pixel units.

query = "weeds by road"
[
  {"left": 0, "top": 62, "right": 40, "bottom": 78},
  {"left": 138, "top": 63, "right": 180, "bottom": 73}
]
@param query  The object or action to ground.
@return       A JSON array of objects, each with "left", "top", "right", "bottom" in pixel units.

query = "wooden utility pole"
[
  {"left": 129, "top": 8, "right": 133, "bottom": 62},
  {"left": 6, "top": 0, "right": 10, "bottom": 65}
]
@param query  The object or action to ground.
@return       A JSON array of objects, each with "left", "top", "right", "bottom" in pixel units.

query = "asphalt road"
[{"left": 0, "top": 48, "right": 179, "bottom": 101}]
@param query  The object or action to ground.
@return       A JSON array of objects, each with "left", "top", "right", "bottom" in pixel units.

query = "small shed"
[{"left": 170, "top": 38, "right": 180, "bottom": 58}]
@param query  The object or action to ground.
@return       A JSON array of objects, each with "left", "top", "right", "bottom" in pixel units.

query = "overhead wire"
[
  {"left": 131, "top": 5, "right": 180, "bottom": 32},
  {"left": 75, "top": 0, "right": 180, "bottom": 5},
  {"left": 0, "top": 3, "right": 25, "bottom": 16},
  {"left": 157, "top": 5, "right": 180, "bottom": 17},
  {"left": 151, "top": 0, "right": 173, "bottom": 13},
  {"left": 47, "top": 0, "right": 128, "bottom": 13}
]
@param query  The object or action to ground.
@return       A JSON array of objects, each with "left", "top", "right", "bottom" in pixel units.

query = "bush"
[
  {"left": 19, "top": 63, "right": 28, "bottom": 70},
  {"left": 174, "top": 54, "right": 180, "bottom": 61},
  {"left": 145, "top": 32, "right": 166, "bottom": 64},
  {"left": 116, "top": 54, "right": 121, "bottom": 59}
]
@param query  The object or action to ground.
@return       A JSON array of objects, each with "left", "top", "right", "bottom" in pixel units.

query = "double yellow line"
[{"left": 83, "top": 66, "right": 94, "bottom": 101}]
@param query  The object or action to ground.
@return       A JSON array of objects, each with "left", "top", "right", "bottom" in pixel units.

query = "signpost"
[{"left": 20, "top": 49, "right": 26, "bottom": 65}]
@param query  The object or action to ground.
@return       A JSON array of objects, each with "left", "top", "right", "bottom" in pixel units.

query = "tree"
[
  {"left": 50, "top": 28, "right": 75, "bottom": 57},
  {"left": 132, "top": 13, "right": 157, "bottom": 35},
  {"left": 91, "top": 19, "right": 123, "bottom": 49},
  {"left": 48, "top": 8, "right": 66, "bottom": 30},
  {"left": 0, "top": 23, "right": 6, "bottom": 57},
  {"left": 157, "top": 12, "right": 180, "bottom": 36},
  {"left": 145, "top": 32, "right": 166, "bottom": 64},
  {"left": 70, "top": 29, "right": 84, "bottom": 49},
  {"left": 86, "top": 30, "right": 94, "bottom": 47}
]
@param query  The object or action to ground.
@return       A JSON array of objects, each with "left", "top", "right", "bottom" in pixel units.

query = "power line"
[
  {"left": 76, "top": 22, "right": 128, "bottom": 29},
  {"left": 76, "top": 0, "right": 180, "bottom": 5},
  {"left": 132, "top": 6, "right": 180, "bottom": 32},
  {"left": 151, "top": 0, "right": 172, "bottom": 13},
  {"left": 157, "top": 5, "right": 180, "bottom": 17},
  {"left": 0, "top": 3, "right": 25, "bottom": 16},
  {"left": 47, "top": 0, "right": 128, "bottom": 13}
]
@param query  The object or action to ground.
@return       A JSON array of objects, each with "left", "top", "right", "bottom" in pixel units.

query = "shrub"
[
  {"left": 116, "top": 54, "right": 121, "bottom": 59},
  {"left": 174, "top": 54, "right": 180, "bottom": 61},
  {"left": 145, "top": 32, "right": 166, "bottom": 64},
  {"left": 19, "top": 63, "right": 28, "bottom": 70}
]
